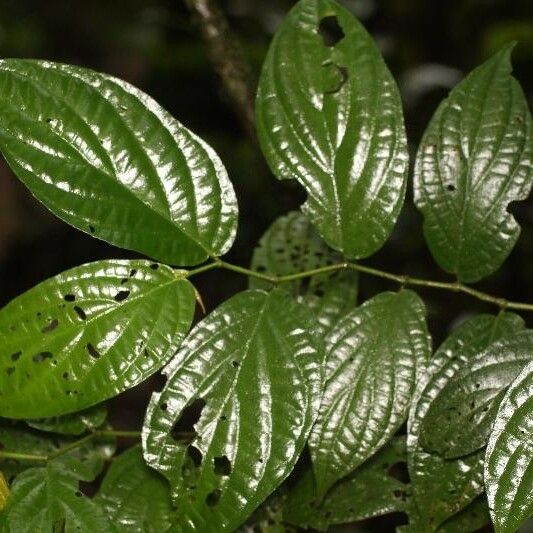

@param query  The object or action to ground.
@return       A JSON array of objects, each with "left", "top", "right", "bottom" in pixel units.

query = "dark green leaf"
[
  {"left": 407, "top": 313, "right": 525, "bottom": 529},
  {"left": 284, "top": 437, "right": 410, "bottom": 531},
  {"left": 249, "top": 211, "right": 358, "bottom": 297},
  {"left": 256, "top": 0, "right": 408, "bottom": 258},
  {"left": 438, "top": 496, "right": 491, "bottom": 533},
  {"left": 2, "top": 459, "right": 114, "bottom": 532},
  {"left": 0, "top": 59, "right": 238, "bottom": 265},
  {"left": 0, "top": 422, "right": 115, "bottom": 482},
  {"left": 419, "top": 329, "right": 533, "bottom": 459},
  {"left": 485, "top": 359, "right": 533, "bottom": 532},
  {"left": 0, "top": 260, "right": 196, "bottom": 418},
  {"left": 26, "top": 404, "right": 107, "bottom": 435},
  {"left": 96, "top": 445, "right": 174, "bottom": 533},
  {"left": 414, "top": 45, "right": 533, "bottom": 282},
  {"left": 143, "top": 289, "right": 322, "bottom": 532},
  {"left": 309, "top": 290, "right": 430, "bottom": 498}
]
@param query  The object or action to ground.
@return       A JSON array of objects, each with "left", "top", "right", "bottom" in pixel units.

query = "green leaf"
[
  {"left": 0, "top": 422, "right": 115, "bottom": 482},
  {"left": 309, "top": 290, "right": 430, "bottom": 498},
  {"left": 256, "top": 0, "right": 408, "bottom": 258},
  {"left": 438, "top": 496, "right": 491, "bottom": 533},
  {"left": 0, "top": 472, "right": 9, "bottom": 511},
  {"left": 485, "top": 359, "right": 533, "bottom": 532},
  {"left": 0, "top": 260, "right": 196, "bottom": 418},
  {"left": 143, "top": 289, "right": 323, "bottom": 532},
  {"left": 284, "top": 437, "right": 410, "bottom": 531},
  {"left": 2, "top": 459, "right": 114, "bottom": 532},
  {"left": 0, "top": 59, "right": 238, "bottom": 265},
  {"left": 413, "top": 45, "right": 533, "bottom": 282},
  {"left": 96, "top": 445, "right": 174, "bottom": 533},
  {"left": 249, "top": 211, "right": 358, "bottom": 296},
  {"left": 407, "top": 313, "right": 525, "bottom": 529},
  {"left": 419, "top": 329, "right": 533, "bottom": 459},
  {"left": 26, "top": 404, "right": 107, "bottom": 435}
]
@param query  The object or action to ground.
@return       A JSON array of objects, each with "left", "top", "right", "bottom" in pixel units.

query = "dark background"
[{"left": 0, "top": 1, "right": 532, "bottom": 527}]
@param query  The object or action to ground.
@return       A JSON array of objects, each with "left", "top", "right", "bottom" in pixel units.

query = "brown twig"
[{"left": 184, "top": 0, "right": 257, "bottom": 140}]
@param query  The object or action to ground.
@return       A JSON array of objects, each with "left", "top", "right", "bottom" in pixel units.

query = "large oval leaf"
[
  {"left": 143, "top": 289, "right": 322, "bottom": 532},
  {"left": 0, "top": 59, "right": 238, "bottom": 265},
  {"left": 256, "top": 0, "right": 408, "bottom": 258},
  {"left": 0, "top": 260, "right": 196, "bottom": 418},
  {"left": 485, "top": 360, "right": 533, "bottom": 532},
  {"left": 2, "top": 459, "right": 114, "bottom": 533},
  {"left": 96, "top": 445, "right": 174, "bottom": 532},
  {"left": 414, "top": 45, "right": 533, "bottom": 282},
  {"left": 284, "top": 437, "right": 410, "bottom": 531},
  {"left": 419, "top": 329, "right": 533, "bottom": 459},
  {"left": 407, "top": 313, "right": 525, "bottom": 529},
  {"left": 308, "top": 290, "right": 430, "bottom": 499}
]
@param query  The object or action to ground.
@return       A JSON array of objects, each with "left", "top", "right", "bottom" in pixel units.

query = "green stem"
[
  {"left": 0, "top": 429, "right": 142, "bottom": 464},
  {"left": 187, "top": 260, "right": 533, "bottom": 312}
]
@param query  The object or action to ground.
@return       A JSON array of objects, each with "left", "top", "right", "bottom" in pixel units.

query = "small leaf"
[
  {"left": 0, "top": 422, "right": 115, "bottom": 482},
  {"left": 414, "top": 45, "right": 533, "bottom": 282},
  {"left": 419, "top": 329, "right": 533, "bottom": 459},
  {"left": 309, "top": 290, "right": 431, "bottom": 498},
  {"left": 2, "top": 459, "right": 114, "bottom": 532},
  {"left": 485, "top": 359, "right": 533, "bottom": 532},
  {"left": 0, "top": 260, "right": 196, "bottom": 418},
  {"left": 407, "top": 313, "right": 525, "bottom": 529},
  {"left": 26, "top": 404, "right": 107, "bottom": 435},
  {"left": 0, "top": 59, "right": 238, "bottom": 265},
  {"left": 143, "top": 289, "right": 323, "bottom": 532},
  {"left": 284, "top": 437, "right": 410, "bottom": 531},
  {"left": 250, "top": 211, "right": 358, "bottom": 298},
  {"left": 256, "top": 0, "right": 408, "bottom": 258},
  {"left": 96, "top": 445, "right": 174, "bottom": 532}
]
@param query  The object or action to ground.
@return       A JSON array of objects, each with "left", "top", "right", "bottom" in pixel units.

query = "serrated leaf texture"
[
  {"left": 0, "top": 260, "right": 195, "bottom": 418},
  {"left": 2, "top": 459, "right": 114, "bottom": 532},
  {"left": 256, "top": 0, "right": 408, "bottom": 258},
  {"left": 414, "top": 45, "right": 533, "bottom": 282},
  {"left": 419, "top": 329, "right": 533, "bottom": 459},
  {"left": 96, "top": 446, "right": 174, "bottom": 533},
  {"left": 143, "top": 289, "right": 323, "bottom": 532},
  {"left": 485, "top": 360, "right": 533, "bottom": 532},
  {"left": 0, "top": 59, "right": 238, "bottom": 265},
  {"left": 407, "top": 313, "right": 525, "bottom": 529},
  {"left": 284, "top": 437, "right": 410, "bottom": 531},
  {"left": 309, "top": 290, "right": 430, "bottom": 498}
]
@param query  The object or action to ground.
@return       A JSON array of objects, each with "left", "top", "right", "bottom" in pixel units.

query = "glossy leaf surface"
[
  {"left": 2, "top": 459, "right": 114, "bottom": 532},
  {"left": 438, "top": 496, "right": 491, "bottom": 533},
  {"left": 96, "top": 446, "right": 174, "bottom": 532},
  {"left": 143, "top": 289, "right": 322, "bottom": 532},
  {"left": 414, "top": 45, "right": 533, "bottom": 282},
  {"left": 284, "top": 437, "right": 410, "bottom": 531},
  {"left": 407, "top": 313, "right": 525, "bottom": 529},
  {"left": 419, "top": 329, "right": 533, "bottom": 459},
  {"left": 26, "top": 404, "right": 107, "bottom": 435},
  {"left": 309, "top": 290, "right": 430, "bottom": 498},
  {"left": 0, "top": 473, "right": 9, "bottom": 511},
  {"left": 249, "top": 211, "right": 358, "bottom": 297},
  {"left": 0, "top": 260, "right": 196, "bottom": 418},
  {"left": 256, "top": 0, "right": 408, "bottom": 258},
  {"left": 0, "top": 422, "right": 115, "bottom": 482},
  {"left": 485, "top": 360, "right": 533, "bottom": 532},
  {"left": 0, "top": 59, "right": 238, "bottom": 265}
]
